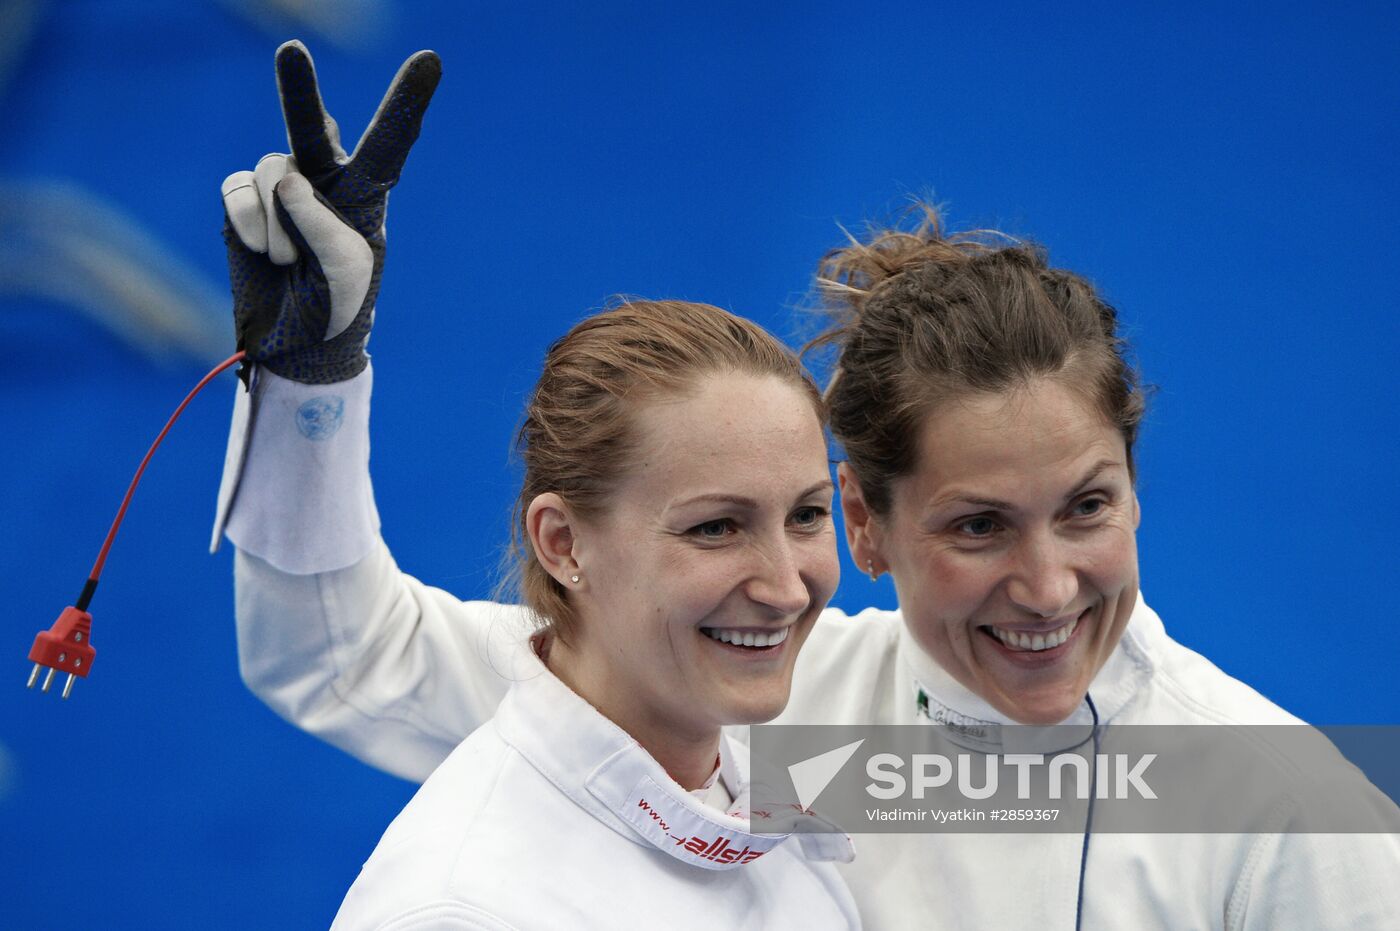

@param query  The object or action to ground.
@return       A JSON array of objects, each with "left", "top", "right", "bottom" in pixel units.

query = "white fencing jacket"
[
  {"left": 330, "top": 636, "right": 860, "bottom": 930},
  {"left": 217, "top": 367, "right": 1400, "bottom": 931}
]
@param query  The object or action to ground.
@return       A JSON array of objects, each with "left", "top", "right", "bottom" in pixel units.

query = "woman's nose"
[
  {"left": 1006, "top": 535, "right": 1078, "bottom": 618},
  {"left": 746, "top": 541, "right": 812, "bottom": 617}
]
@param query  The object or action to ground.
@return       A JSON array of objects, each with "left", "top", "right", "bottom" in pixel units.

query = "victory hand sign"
[{"left": 221, "top": 40, "right": 441, "bottom": 384}]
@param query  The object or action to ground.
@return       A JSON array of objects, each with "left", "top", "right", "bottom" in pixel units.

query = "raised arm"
[{"left": 213, "top": 42, "right": 516, "bottom": 782}]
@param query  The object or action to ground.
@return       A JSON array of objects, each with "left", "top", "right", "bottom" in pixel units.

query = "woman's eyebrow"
[
  {"left": 931, "top": 492, "right": 1016, "bottom": 511},
  {"left": 793, "top": 479, "right": 836, "bottom": 503},
  {"left": 671, "top": 480, "right": 834, "bottom": 512},
  {"left": 672, "top": 492, "right": 760, "bottom": 510},
  {"left": 928, "top": 460, "right": 1124, "bottom": 513},
  {"left": 1063, "top": 459, "right": 1122, "bottom": 501}
]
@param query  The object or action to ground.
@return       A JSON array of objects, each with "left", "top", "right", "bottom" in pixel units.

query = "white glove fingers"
[
  {"left": 221, "top": 170, "right": 267, "bottom": 253},
  {"left": 275, "top": 173, "right": 373, "bottom": 341},
  {"left": 254, "top": 154, "right": 298, "bottom": 266}
]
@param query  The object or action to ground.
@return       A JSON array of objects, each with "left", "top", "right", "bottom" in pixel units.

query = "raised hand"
[{"left": 221, "top": 40, "right": 441, "bottom": 384}]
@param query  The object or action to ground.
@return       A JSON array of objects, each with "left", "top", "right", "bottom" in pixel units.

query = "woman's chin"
[
  {"left": 710, "top": 686, "right": 791, "bottom": 726},
  {"left": 1000, "top": 697, "right": 1081, "bottom": 725},
  {"left": 983, "top": 680, "right": 1090, "bottom": 725}
]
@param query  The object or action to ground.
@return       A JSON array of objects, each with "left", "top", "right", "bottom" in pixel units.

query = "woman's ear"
[
  {"left": 837, "top": 463, "right": 887, "bottom": 577},
  {"left": 526, "top": 493, "right": 580, "bottom": 586}
]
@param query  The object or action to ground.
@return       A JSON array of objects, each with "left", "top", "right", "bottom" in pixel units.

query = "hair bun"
[{"left": 815, "top": 201, "right": 1016, "bottom": 322}]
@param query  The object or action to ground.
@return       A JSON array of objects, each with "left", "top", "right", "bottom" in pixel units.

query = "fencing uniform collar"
[{"left": 493, "top": 647, "right": 853, "bottom": 870}]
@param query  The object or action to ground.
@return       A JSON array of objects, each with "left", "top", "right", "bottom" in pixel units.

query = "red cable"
[
  {"left": 27, "top": 350, "right": 247, "bottom": 698},
  {"left": 87, "top": 350, "right": 247, "bottom": 582}
]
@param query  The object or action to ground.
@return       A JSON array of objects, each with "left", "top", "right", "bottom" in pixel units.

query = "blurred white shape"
[
  {"left": 0, "top": 182, "right": 231, "bottom": 365},
  {"left": 217, "top": 0, "right": 392, "bottom": 53}
]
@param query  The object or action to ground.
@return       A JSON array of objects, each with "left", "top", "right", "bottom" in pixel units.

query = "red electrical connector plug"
[
  {"left": 23, "top": 350, "right": 245, "bottom": 700},
  {"left": 28, "top": 601, "right": 97, "bottom": 700}
]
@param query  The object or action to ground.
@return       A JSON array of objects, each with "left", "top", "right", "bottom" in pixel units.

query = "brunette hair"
[
  {"left": 810, "top": 202, "right": 1145, "bottom": 517},
  {"left": 509, "top": 298, "right": 822, "bottom": 640}
]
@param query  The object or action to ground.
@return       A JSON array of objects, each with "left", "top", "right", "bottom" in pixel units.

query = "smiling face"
[
  {"left": 559, "top": 373, "right": 838, "bottom": 749},
  {"left": 854, "top": 377, "right": 1140, "bottom": 724}
]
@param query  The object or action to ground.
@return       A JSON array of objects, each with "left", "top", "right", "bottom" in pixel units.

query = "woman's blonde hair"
[{"left": 509, "top": 298, "right": 822, "bottom": 641}]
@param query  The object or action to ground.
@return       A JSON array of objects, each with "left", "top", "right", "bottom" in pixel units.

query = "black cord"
[
  {"left": 75, "top": 578, "right": 98, "bottom": 613},
  {"left": 1074, "top": 693, "right": 1101, "bottom": 931}
]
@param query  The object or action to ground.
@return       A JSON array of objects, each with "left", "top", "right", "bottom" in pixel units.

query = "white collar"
[
  {"left": 900, "top": 591, "right": 1160, "bottom": 751},
  {"left": 492, "top": 648, "right": 853, "bottom": 870}
]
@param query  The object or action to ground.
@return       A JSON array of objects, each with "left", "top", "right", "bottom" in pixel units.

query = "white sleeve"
[
  {"left": 1232, "top": 830, "right": 1400, "bottom": 929},
  {"left": 234, "top": 542, "right": 526, "bottom": 783},
  {"left": 1231, "top": 778, "right": 1400, "bottom": 931},
  {"left": 214, "top": 362, "right": 522, "bottom": 783}
]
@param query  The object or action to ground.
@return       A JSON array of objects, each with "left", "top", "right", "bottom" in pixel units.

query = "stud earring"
[{"left": 570, "top": 574, "right": 580, "bottom": 584}]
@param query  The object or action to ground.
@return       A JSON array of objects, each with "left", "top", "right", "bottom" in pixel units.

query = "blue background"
[{"left": 2, "top": 1, "right": 1396, "bottom": 927}]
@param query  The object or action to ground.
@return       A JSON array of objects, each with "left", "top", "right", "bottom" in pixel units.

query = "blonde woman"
[{"left": 223, "top": 43, "right": 859, "bottom": 930}]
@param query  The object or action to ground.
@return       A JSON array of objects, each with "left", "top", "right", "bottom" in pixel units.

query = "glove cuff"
[{"left": 215, "top": 363, "right": 380, "bottom": 574}]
